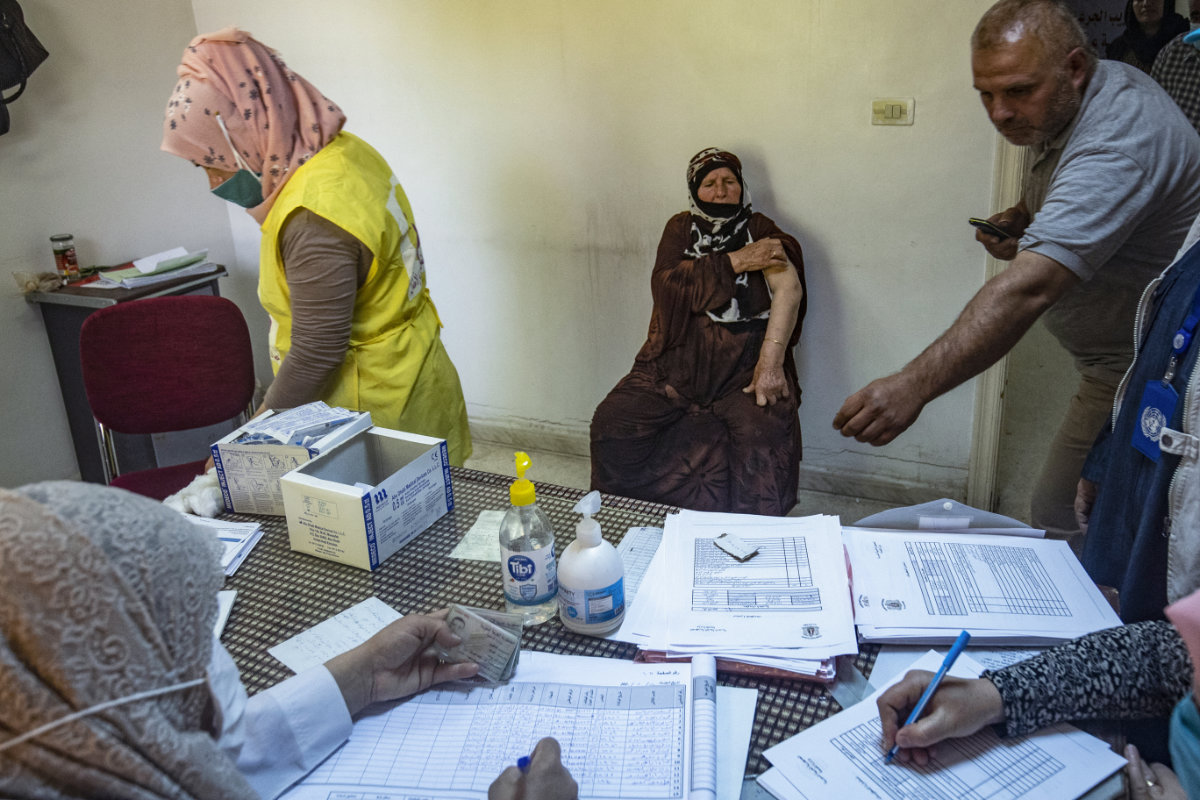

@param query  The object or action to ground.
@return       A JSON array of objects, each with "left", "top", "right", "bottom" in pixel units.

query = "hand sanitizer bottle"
[
  {"left": 557, "top": 490, "right": 625, "bottom": 635},
  {"left": 499, "top": 451, "right": 558, "bottom": 625}
]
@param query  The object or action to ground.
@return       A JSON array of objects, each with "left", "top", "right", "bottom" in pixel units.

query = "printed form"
[
  {"left": 615, "top": 526, "right": 663, "bottom": 604},
  {"left": 760, "top": 651, "right": 1125, "bottom": 800},
  {"left": 661, "top": 511, "right": 856, "bottom": 658},
  {"left": 843, "top": 528, "right": 1120, "bottom": 643},
  {"left": 280, "top": 652, "right": 718, "bottom": 800}
]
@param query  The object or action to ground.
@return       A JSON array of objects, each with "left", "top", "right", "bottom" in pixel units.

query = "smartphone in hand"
[{"left": 969, "top": 217, "right": 1014, "bottom": 240}]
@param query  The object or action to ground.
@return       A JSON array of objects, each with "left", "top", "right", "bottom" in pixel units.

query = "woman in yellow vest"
[{"left": 160, "top": 28, "right": 471, "bottom": 465}]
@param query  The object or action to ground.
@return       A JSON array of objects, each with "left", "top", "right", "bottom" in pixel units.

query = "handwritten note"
[
  {"left": 449, "top": 510, "right": 506, "bottom": 562},
  {"left": 267, "top": 597, "right": 402, "bottom": 673}
]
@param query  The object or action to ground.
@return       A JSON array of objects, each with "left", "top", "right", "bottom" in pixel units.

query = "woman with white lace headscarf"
[{"left": 0, "top": 481, "right": 487, "bottom": 799}]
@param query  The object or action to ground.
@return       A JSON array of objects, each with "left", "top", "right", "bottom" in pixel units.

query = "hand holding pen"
[
  {"left": 876, "top": 631, "right": 1005, "bottom": 766},
  {"left": 488, "top": 737, "right": 578, "bottom": 800}
]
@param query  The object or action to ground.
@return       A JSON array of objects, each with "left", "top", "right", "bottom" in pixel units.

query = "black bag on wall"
[{"left": 0, "top": 0, "right": 49, "bottom": 135}]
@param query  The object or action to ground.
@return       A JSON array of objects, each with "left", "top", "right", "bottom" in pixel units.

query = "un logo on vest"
[{"left": 1140, "top": 405, "right": 1167, "bottom": 442}]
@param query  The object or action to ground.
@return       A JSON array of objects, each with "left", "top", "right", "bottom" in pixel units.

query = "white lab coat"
[{"left": 208, "top": 637, "right": 353, "bottom": 799}]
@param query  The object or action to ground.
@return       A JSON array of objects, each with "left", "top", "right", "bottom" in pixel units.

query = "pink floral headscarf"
[{"left": 161, "top": 28, "right": 346, "bottom": 224}]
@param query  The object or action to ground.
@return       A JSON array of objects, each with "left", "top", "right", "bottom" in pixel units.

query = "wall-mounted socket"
[{"left": 872, "top": 98, "right": 914, "bottom": 126}]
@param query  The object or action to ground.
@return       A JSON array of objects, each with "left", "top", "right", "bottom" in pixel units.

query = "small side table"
[{"left": 27, "top": 267, "right": 230, "bottom": 484}]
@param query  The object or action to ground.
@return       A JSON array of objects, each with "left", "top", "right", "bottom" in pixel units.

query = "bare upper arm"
[{"left": 762, "top": 260, "right": 803, "bottom": 296}]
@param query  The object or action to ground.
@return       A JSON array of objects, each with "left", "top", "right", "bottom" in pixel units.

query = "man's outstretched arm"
[{"left": 834, "top": 250, "right": 1079, "bottom": 445}]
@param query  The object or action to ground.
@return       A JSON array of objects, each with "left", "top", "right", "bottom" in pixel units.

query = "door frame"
[{"left": 967, "top": 136, "right": 1028, "bottom": 510}]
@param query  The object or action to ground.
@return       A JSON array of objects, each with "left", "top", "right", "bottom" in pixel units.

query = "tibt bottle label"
[{"left": 501, "top": 545, "right": 558, "bottom": 605}]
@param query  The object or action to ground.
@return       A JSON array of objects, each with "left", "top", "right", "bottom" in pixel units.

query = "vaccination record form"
[{"left": 280, "top": 652, "right": 712, "bottom": 800}]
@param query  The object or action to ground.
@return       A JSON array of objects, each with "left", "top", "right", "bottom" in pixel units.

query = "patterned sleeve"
[
  {"left": 650, "top": 212, "right": 738, "bottom": 315},
  {"left": 985, "top": 620, "right": 1191, "bottom": 737}
]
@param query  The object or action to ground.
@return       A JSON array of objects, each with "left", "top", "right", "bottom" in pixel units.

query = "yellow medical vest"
[{"left": 258, "top": 132, "right": 471, "bottom": 465}]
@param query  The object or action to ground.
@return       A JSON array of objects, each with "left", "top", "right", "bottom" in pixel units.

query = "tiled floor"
[{"left": 464, "top": 439, "right": 895, "bottom": 523}]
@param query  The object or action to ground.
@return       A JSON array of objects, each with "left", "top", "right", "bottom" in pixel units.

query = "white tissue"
[{"left": 163, "top": 470, "right": 225, "bottom": 517}]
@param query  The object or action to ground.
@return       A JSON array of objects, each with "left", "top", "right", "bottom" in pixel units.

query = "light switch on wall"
[{"left": 872, "top": 97, "right": 914, "bottom": 126}]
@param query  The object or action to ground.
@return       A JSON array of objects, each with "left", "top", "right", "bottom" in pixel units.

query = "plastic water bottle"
[
  {"left": 499, "top": 451, "right": 558, "bottom": 625},
  {"left": 558, "top": 490, "right": 625, "bottom": 635}
]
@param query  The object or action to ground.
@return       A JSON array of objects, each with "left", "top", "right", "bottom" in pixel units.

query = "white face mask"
[{"left": 206, "top": 637, "right": 249, "bottom": 753}]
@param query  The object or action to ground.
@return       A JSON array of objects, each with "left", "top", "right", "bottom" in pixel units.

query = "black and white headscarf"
[
  {"left": 685, "top": 148, "right": 770, "bottom": 324},
  {"left": 684, "top": 147, "right": 754, "bottom": 258}
]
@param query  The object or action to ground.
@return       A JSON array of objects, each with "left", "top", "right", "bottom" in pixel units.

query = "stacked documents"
[
  {"left": 186, "top": 516, "right": 263, "bottom": 576},
  {"left": 843, "top": 527, "right": 1122, "bottom": 645},
  {"left": 619, "top": 510, "right": 858, "bottom": 678},
  {"left": 91, "top": 247, "right": 219, "bottom": 289},
  {"left": 233, "top": 401, "right": 361, "bottom": 447},
  {"left": 758, "top": 650, "right": 1125, "bottom": 800}
]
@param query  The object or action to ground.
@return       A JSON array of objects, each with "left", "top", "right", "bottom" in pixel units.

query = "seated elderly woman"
[
  {"left": 590, "top": 148, "right": 806, "bottom": 515},
  {"left": 0, "top": 482, "right": 574, "bottom": 800}
]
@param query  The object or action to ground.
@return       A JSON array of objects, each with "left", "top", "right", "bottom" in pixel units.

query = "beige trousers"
[{"left": 1030, "top": 372, "right": 1120, "bottom": 552}]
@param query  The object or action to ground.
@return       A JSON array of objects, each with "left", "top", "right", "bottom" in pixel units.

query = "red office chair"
[{"left": 79, "top": 295, "right": 256, "bottom": 500}]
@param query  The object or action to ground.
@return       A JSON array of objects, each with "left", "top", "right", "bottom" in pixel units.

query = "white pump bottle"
[{"left": 557, "top": 490, "right": 625, "bottom": 635}]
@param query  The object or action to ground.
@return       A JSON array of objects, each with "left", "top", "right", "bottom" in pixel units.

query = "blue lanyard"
[{"left": 1162, "top": 281, "right": 1200, "bottom": 385}]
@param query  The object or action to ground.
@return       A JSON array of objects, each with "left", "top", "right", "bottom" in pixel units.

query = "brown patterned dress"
[{"left": 590, "top": 211, "right": 806, "bottom": 515}]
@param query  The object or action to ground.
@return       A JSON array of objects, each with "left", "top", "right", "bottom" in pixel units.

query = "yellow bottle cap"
[{"left": 509, "top": 451, "right": 536, "bottom": 506}]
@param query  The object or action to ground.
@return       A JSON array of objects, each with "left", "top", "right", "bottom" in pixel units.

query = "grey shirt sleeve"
[
  {"left": 985, "top": 620, "right": 1191, "bottom": 737},
  {"left": 261, "top": 208, "right": 373, "bottom": 411},
  {"left": 1021, "top": 148, "right": 1154, "bottom": 282}
]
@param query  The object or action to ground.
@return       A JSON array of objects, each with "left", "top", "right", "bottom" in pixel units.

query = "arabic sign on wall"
[{"left": 1066, "top": 0, "right": 1134, "bottom": 54}]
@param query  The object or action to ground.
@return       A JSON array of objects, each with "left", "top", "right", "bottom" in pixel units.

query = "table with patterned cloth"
[{"left": 222, "top": 466, "right": 878, "bottom": 777}]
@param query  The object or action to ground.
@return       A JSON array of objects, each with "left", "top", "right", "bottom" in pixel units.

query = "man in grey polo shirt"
[{"left": 833, "top": 0, "right": 1200, "bottom": 547}]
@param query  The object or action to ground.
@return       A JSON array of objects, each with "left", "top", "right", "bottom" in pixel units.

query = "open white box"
[
  {"left": 279, "top": 427, "right": 454, "bottom": 570},
  {"left": 211, "top": 410, "right": 373, "bottom": 515}
]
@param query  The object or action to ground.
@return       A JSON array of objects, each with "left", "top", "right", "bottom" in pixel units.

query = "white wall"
[
  {"left": 0, "top": 0, "right": 263, "bottom": 488},
  {"left": 190, "top": 0, "right": 1000, "bottom": 501},
  {"left": 2, "top": 0, "right": 1004, "bottom": 502}
]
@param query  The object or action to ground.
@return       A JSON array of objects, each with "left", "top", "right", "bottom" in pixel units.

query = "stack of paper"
[
  {"left": 233, "top": 401, "right": 360, "bottom": 447},
  {"left": 619, "top": 510, "right": 858, "bottom": 678},
  {"left": 90, "top": 247, "right": 219, "bottom": 289},
  {"left": 758, "top": 650, "right": 1126, "bottom": 800},
  {"left": 186, "top": 516, "right": 264, "bottom": 576},
  {"left": 843, "top": 527, "right": 1122, "bottom": 645}
]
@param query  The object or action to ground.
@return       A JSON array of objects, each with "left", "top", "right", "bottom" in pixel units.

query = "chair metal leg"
[{"left": 93, "top": 419, "right": 118, "bottom": 485}]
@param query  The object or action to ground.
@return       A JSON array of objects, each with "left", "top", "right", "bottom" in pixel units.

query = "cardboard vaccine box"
[
  {"left": 279, "top": 427, "right": 454, "bottom": 570},
  {"left": 211, "top": 410, "right": 373, "bottom": 516}
]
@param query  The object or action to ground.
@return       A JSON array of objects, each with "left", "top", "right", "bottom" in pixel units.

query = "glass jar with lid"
[{"left": 49, "top": 234, "right": 80, "bottom": 282}]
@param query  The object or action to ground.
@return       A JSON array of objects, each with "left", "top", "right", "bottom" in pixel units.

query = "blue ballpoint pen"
[{"left": 884, "top": 630, "right": 972, "bottom": 763}]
